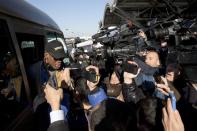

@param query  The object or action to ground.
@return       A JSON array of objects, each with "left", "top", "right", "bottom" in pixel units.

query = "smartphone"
[
  {"left": 48, "top": 72, "right": 58, "bottom": 89},
  {"left": 70, "top": 68, "right": 82, "bottom": 80}
]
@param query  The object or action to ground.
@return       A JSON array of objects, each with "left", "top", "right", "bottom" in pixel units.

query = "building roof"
[{"left": 102, "top": 0, "right": 191, "bottom": 28}]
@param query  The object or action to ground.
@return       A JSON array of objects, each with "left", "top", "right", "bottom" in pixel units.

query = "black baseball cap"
[{"left": 45, "top": 40, "right": 66, "bottom": 59}]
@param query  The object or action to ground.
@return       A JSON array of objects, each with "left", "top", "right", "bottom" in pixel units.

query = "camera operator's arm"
[
  {"left": 162, "top": 98, "right": 184, "bottom": 131},
  {"left": 85, "top": 65, "right": 108, "bottom": 107},
  {"left": 122, "top": 61, "right": 142, "bottom": 103},
  {"left": 137, "top": 30, "right": 151, "bottom": 48},
  {"left": 86, "top": 65, "right": 100, "bottom": 91},
  {"left": 44, "top": 84, "right": 70, "bottom": 131},
  {"left": 138, "top": 30, "right": 147, "bottom": 41},
  {"left": 124, "top": 61, "right": 141, "bottom": 84}
]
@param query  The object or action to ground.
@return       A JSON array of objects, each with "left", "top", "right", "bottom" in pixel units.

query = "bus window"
[
  {"left": 16, "top": 33, "right": 45, "bottom": 68},
  {"left": 0, "top": 19, "right": 27, "bottom": 131},
  {"left": 56, "top": 34, "right": 70, "bottom": 65},
  {"left": 46, "top": 32, "right": 56, "bottom": 42},
  {"left": 56, "top": 33, "right": 68, "bottom": 52}
]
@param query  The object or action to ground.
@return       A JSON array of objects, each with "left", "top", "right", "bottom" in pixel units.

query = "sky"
[{"left": 27, "top": 0, "right": 111, "bottom": 38}]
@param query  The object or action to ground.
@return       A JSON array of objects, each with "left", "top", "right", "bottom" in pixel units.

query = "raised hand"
[{"left": 162, "top": 98, "right": 184, "bottom": 131}]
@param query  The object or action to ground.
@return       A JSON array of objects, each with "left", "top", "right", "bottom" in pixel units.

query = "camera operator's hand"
[
  {"left": 124, "top": 61, "right": 141, "bottom": 84},
  {"left": 138, "top": 30, "right": 147, "bottom": 41},
  {"left": 44, "top": 83, "right": 63, "bottom": 111},
  {"left": 60, "top": 68, "right": 72, "bottom": 87},
  {"left": 162, "top": 98, "right": 184, "bottom": 131},
  {"left": 86, "top": 65, "right": 100, "bottom": 91},
  {"left": 156, "top": 84, "right": 171, "bottom": 96},
  {"left": 155, "top": 76, "right": 169, "bottom": 96}
]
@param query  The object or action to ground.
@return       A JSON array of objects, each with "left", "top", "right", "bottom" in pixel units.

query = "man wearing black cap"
[
  {"left": 44, "top": 40, "right": 67, "bottom": 70},
  {"left": 29, "top": 40, "right": 69, "bottom": 101},
  {"left": 28, "top": 40, "right": 70, "bottom": 131}
]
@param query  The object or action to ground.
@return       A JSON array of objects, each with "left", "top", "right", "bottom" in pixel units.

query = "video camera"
[
  {"left": 147, "top": 18, "right": 197, "bottom": 45},
  {"left": 69, "top": 67, "right": 98, "bottom": 83},
  {"left": 147, "top": 17, "right": 197, "bottom": 82},
  {"left": 92, "top": 26, "right": 145, "bottom": 67}
]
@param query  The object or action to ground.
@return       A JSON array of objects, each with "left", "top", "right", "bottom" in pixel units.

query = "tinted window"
[
  {"left": 16, "top": 33, "right": 44, "bottom": 68},
  {"left": 0, "top": 19, "right": 27, "bottom": 131}
]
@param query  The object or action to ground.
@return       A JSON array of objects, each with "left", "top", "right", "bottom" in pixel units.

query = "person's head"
[
  {"left": 165, "top": 63, "right": 181, "bottom": 82},
  {"left": 44, "top": 40, "right": 67, "bottom": 70},
  {"left": 106, "top": 72, "right": 122, "bottom": 98},
  {"left": 75, "top": 78, "right": 90, "bottom": 98},
  {"left": 89, "top": 98, "right": 137, "bottom": 131},
  {"left": 2, "top": 52, "right": 19, "bottom": 75},
  {"left": 179, "top": 64, "right": 197, "bottom": 106},
  {"left": 145, "top": 51, "right": 160, "bottom": 68},
  {"left": 127, "top": 19, "right": 133, "bottom": 28},
  {"left": 106, "top": 64, "right": 124, "bottom": 98},
  {"left": 137, "top": 97, "right": 158, "bottom": 131},
  {"left": 182, "top": 65, "right": 197, "bottom": 91}
]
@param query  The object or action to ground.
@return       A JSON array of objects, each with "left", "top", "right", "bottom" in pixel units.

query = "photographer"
[
  {"left": 102, "top": 63, "right": 124, "bottom": 101},
  {"left": 165, "top": 63, "right": 181, "bottom": 102},
  {"left": 136, "top": 29, "right": 150, "bottom": 52},
  {"left": 134, "top": 50, "right": 161, "bottom": 97},
  {"left": 74, "top": 65, "right": 104, "bottom": 108},
  {"left": 105, "top": 71, "right": 124, "bottom": 101}
]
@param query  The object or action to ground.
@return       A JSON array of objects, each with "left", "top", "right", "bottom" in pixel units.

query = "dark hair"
[
  {"left": 89, "top": 98, "right": 137, "bottom": 131},
  {"left": 2, "top": 52, "right": 16, "bottom": 68},
  {"left": 74, "top": 78, "right": 90, "bottom": 103},
  {"left": 166, "top": 63, "right": 181, "bottom": 74},
  {"left": 136, "top": 97, "right": 158, "bottom": 131}
]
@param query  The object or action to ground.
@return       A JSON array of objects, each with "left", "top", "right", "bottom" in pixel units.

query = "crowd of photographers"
[{"left": 28, "top": 26, "right": 197, "bottom": 131}]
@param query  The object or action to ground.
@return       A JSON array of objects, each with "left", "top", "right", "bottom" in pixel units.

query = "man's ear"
[
  {"left": 44, "top": 52, "right": 49, "bottom": 63},
  {"left": 157, "top": 59, "right": 161, "bottom": 67}
]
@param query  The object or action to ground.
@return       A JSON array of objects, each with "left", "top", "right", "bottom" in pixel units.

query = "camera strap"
[
  {"left": 88, "top": 88, "right": 107, "bottom": 107},
  {"left": 169, "top": 92, "right": 176, "bottom": 111}
]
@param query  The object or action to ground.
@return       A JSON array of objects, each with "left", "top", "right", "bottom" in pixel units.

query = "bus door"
[{"left": 0, "top": 19, "right": 34, "bottom": 131}]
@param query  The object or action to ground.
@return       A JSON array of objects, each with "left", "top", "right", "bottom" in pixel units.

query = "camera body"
[
  {"left": 122, "top": 60, "right": 139, "bottom": 74},
  {"left": 70, "top": 68, "right": 97, "bottom": 83}
]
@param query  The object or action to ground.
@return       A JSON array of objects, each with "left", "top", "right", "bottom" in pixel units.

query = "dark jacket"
[{"left": 48, "top": 120, "right": 69, "bottom": 131}]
